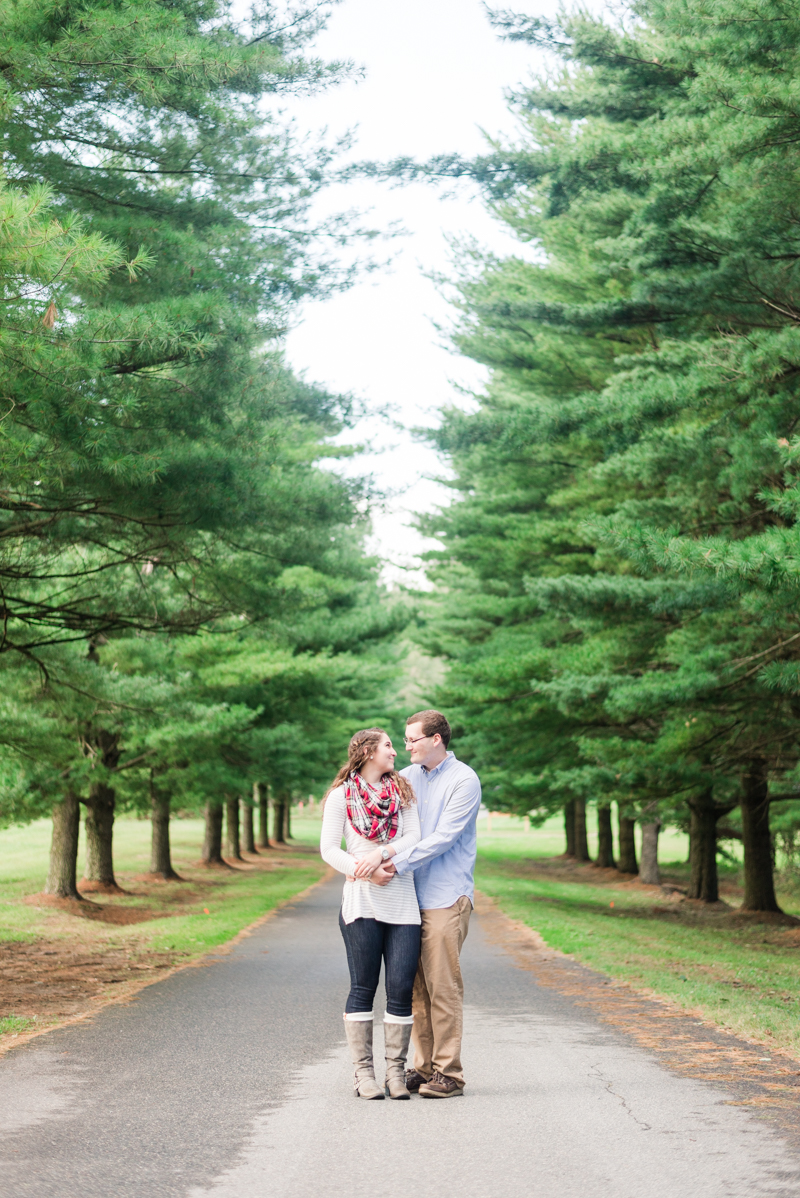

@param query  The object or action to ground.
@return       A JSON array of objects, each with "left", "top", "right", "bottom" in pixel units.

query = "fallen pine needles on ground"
[{"left": 476, "top": 842, "right": 800, "bottom": 1061}]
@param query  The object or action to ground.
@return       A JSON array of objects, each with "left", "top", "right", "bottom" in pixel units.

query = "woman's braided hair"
[{"left": 325, "top": 728, "right": 416, "bottom": 807}]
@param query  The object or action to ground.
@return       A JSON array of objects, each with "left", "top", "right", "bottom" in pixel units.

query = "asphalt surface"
[{"left": 1, "top": 875, "right": 799, "bottom": 1198}]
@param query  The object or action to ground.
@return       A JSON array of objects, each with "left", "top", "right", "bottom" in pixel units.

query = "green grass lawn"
[
  {"left": 474, "top": 814, "right": 800, "bottom": 1059},
  {"left": 0, "top": 813, "right": 326, "bottom": 957}
]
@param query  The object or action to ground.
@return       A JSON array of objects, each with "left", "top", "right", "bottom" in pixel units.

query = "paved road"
[{"left": 1, "top": 875, "right": 798, "bottom": 1198}]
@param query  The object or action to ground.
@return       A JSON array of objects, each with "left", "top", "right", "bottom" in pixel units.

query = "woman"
[{"left": 321, "top": 728, "right": 421, "bottom": 1100}]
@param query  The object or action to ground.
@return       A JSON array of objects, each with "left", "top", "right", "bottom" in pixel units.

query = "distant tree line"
[{"left": 412, "top": 0, "right": 800, "bottom": 910}]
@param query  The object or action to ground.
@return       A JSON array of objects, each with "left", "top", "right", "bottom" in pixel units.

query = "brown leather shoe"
[
  {"left": 404, "top": 1069, "right": 429, "bottom": 1093},
  {"left": 419, "top": 1071, "right": 465, "bottom": 1098}
]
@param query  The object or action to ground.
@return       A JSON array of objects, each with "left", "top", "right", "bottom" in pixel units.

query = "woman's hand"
[{"left": 353, "top": 848, "right": 385, "bottom": 878}]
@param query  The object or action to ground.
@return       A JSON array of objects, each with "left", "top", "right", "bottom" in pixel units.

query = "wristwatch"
[{"left": 380, "top": 848, "right": 391, "bottom": 862}]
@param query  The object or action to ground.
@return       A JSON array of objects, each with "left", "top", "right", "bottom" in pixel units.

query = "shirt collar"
[{"left": 422, "top": 750, "right": 455, "bottom": 777}]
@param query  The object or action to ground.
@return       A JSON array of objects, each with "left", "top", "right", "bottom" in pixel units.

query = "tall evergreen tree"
[{"left": 0, "top": 0, "right": 360, "bottom": 656}]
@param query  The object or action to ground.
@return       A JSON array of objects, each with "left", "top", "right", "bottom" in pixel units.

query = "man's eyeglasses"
[{"left": 403, "top": 734, "right": 432, "bottom": 746}]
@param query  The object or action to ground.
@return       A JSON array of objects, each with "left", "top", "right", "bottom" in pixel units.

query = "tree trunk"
[
  {"left": 596, "top": 804, "right": 615, "bottom": 868},
  {"left": 639, "top": 820, "right": 661, "bottom": 885},
  {"left": 82, "top": 782, "right": 123, "bottom": 892},
  {"left": 687, "top": 790, "right": 729, "bottom": 903},
  {"left": 617, "top": 812, "right": 638, "bottom": 875},
  {"left": 563, "top": 800, "right": 576, "bottom": 857},
  {"left": 256, "top": 782, "right": 270, "bottom": 848},
  {"left": 241, "top": 798, "right": 256, "bottom": 854},
  {"left": 740, "top": 758, "right": 781, "bottom": 912},
  {"left": 149, "top": 777, "right": 181, "bottom": 880},
  {"left": 574, "top": 798, "right": 590, "bottom": 861},
  {"left": 44, "top": 792, "right": 82, "bottom": 899},
  {"left": 274, "top": 798, "right": 286, "bottom": 844},
  {"left": 80, "top": 728, "right": 122, "bottom": 893},
  {"left": 285, "top": 799, "right": 292, "bottom": 840},
  {"left": 201, "top": 800, "right": 225, "bottom": 865},
  {"left": 226, "top": 796, "right": 242, "bottom": 861}
]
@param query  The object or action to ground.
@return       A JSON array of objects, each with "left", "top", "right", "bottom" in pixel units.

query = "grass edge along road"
[
  {"left": 0, "top": 815, "right": 328, "bottom": 1056},
  {"left": 476, "top": 820, "right": 800, "bottom": 1063}
]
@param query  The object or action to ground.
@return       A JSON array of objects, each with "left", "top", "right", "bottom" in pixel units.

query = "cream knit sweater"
[{"left": 320, "top": 786, "right": 421, "bottom": 925}]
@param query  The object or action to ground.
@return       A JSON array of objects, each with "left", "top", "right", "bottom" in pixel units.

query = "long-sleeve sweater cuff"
[{"left": 322, "top": 851, "right": 357, "bottom": 874}]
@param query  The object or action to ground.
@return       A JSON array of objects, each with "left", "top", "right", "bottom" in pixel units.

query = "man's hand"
[{"left": 370, "top": 862, "right": 397, "bottom": 886}]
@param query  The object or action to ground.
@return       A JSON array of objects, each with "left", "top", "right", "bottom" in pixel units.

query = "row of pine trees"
[
  {"left": 416, "top": 0, "right": 800, "bottom": 912},
  {"left": 0, "top": 1, "right": 404, "bottom": 895},
  {"left": 8, "top": 0, "right": 800, "bottom": 918}
]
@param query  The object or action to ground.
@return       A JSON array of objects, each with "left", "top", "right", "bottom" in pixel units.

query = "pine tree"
[{"left": 0, "top": 0, "right": 360, "bottom": 656}]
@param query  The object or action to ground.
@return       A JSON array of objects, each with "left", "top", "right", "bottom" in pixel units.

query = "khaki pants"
[{"left": 411, "top": 896, "right": 471, "bottom": 1085}]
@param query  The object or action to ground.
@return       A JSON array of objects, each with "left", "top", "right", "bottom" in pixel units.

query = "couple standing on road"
[{"left": 320, "top": 709, "right": 481, "bottom": 1101}]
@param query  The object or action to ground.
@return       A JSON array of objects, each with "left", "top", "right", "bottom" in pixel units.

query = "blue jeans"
[{"left": 338, "top": 912, "right": 421, "bottom": 1017}]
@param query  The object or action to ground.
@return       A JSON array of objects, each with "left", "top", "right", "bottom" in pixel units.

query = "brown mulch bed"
[
  {"left": 28, "top": 892, "right": 178, "bottom": 924},
  {"left": 0, "top": 939, "right": 177, "bottom": 1026}
]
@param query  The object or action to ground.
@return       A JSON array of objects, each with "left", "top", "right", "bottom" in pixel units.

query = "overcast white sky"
[{"left": 284, "top": 1, "right": 554, "bottom": 585}]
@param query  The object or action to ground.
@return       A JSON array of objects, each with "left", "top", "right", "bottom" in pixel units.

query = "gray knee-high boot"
[
  {"left": 383, "top": 1021, "right": 413, "bottom": 1099},
  {"left": 344, "top": 1018, "right": 385, "bottom": 1099}
]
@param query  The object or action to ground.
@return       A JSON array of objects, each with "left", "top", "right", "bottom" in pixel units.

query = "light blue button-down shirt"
[{"left": 392, "top": 752, "right": 482, "bottom": 910}]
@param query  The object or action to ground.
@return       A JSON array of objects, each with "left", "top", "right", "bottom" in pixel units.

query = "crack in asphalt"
[{"left": 590, "top": 1061, "right": 653, "bottom": 1131}]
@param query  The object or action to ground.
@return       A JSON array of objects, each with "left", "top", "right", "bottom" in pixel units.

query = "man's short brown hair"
[{"left": 406, "top": 709, "right": 451, "bottom": 748}]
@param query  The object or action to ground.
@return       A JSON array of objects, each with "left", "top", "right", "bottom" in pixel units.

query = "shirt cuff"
[{"left": 392, "top": 853, "right": 411, "bottom": 875}]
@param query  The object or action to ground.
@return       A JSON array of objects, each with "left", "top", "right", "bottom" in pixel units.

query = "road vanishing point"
[{"left": 1, "top": 874, "right": 799, "bottom": 1197}]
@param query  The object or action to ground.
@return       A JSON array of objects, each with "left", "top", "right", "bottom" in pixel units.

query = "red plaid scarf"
[{"left": 344, "top": 771, "right": 401, "bottom": 842}]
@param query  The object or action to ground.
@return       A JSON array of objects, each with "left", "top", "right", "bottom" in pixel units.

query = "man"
[{"left": 373, "top": 708, "right": 481, "bottom": 1098}]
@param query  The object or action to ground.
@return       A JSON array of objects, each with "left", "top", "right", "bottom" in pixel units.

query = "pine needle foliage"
[{"left": 0, "top": 0, "right": 365, "bottom": 657}]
